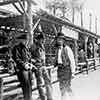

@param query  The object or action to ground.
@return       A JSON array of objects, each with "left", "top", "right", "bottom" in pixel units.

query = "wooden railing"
[
  {"left": 0, "top": 65, "right": 58, "bottom": 100},
  {"left": 0, "top": 57, "right": 100, "bottom": 99},
  {"left": 76, "top": 57, "right": 100, "bottom": 74}
]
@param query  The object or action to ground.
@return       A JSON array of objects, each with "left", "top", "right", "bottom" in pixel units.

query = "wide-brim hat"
[
  {"left": 56, "top": 32, "right": 66, "bottom": 40},
  {"left": 34, "top": 31, "right": 44, "bottom": 40}
]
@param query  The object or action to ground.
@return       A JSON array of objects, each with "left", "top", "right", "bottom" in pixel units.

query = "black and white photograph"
[{"left": 0, "top": 0, "right": 100, "bottom": 100}]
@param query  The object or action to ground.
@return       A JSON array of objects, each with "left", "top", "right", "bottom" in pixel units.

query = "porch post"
[
  {"left": 0, "top": 78, "right": 3, "bottom": 100},
  {"left": 84, "top": 35, "right": 89, "bottom": 74},
  {"left": 93, "top": 38, "right": 97, "bottom": 70},
  {"left": 26, "top": 0, "right": 33, "bottom": 46},
  {"left": 74, "top": 39, "right": 78, "bottom": 64},
  {"left": 84, "top": 35, "right": 88, "bottom": 59},
  {"left": 93, "top": 38, "right": 97, "bottom": 58}
]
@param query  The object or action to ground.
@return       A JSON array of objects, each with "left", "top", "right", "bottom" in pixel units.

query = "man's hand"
[
  {"left": 24, "top": 62, "right": 32, "bottom": 70},
  {"left": 24, "top": 62, "right": 37, "bottom": 71},
  {"left": 72, "top": 73, "right": 75, "bottom": 79},
  {"left": 31, "top": 59, "right": 36, "bottom": 63}
]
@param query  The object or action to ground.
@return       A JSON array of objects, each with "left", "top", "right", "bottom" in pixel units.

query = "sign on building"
[{"left": 62, "top": 26, "right": 79, "bottom": 40}]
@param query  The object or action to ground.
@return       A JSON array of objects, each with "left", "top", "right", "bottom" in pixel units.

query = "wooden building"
[{"left": 0, "top": 0, "right": 100, "bottom": 71}]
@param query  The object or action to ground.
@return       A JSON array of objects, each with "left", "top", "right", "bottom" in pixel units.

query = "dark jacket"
[
  {"left": 12, "top": 42, "right": 31, "bottom": 70},
  {"left": 30, "top": 40, "right": 45, "bottom": 66}
]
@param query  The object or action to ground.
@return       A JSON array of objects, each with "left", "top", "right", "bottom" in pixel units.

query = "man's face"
[
  {"left": 38, "top": 38, "right": 44, "bottom": 44},
  {"left": 56, "top": 37, "right": 64, "bottom": 46},
  {"left": 22, "top": 39, "right": 27, "bottom": 45}
]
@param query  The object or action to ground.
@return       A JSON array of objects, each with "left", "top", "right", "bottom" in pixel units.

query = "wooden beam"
[
  {"left": 0, "top": 11, "right": 11, "bottom": 15},
  {"left": 39, "top": 16, "right": 100, "bottom": 39},
  {"left": 0, "top": 0, "right": 37, "bottom": 6},
  {"left": 17, "top": 0, "right": 27, "bottom": 15},
  {"left": 26, "top": 0, "right": 33, "bottom": 46},
  {"left": 0, "top": 9, "right": 16, "bottom": 16},
  {"left": 0, "top": 12, "right": 99, "bottom": 39},
  {"left": 52, "top": 24, "right": 58, "bottom": 35},
  {"left": 0, "top": 11, "right": 11, "bottom": 17},
  {"left": 32, "top": 19, "right": 40, "bottom": 33},
  {"left": 12, "top": 3, "right": 23, "bottom": 15},
  {"left": 0, "top": 0, "right": 36, "bottom": 6},
  {"left": 0, "top": 0, "right": 19, "bottom": 6}
]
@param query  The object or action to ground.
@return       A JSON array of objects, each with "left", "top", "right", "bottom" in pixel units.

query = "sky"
[
  {"left": 0, "top": 0, "right": 100, "bottom": 34},
  {"left": 36, "top": 0, "right": 100, "bottom": 34},
  {"left": 84, "top": 0, "right": 100, "bottom": 16},
  {"left": 36, "top": 0, "right": 100, "bottom": 16},
  {"left": 83, "top": 0, "right": 100, "bottom": 34},
  {"left": 31, "top": 0, "right": 100, "bottom": 34}
]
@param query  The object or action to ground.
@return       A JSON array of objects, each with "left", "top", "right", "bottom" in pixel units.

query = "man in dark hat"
[
  {"left": 12, "top": 34, "right": 33, "bottom": 100},
  {"left": 54, "top": 32, "right": 76, "bottom": 100},
  {"left": 30, "top": 31, "right": 53, "bottom": 100}
]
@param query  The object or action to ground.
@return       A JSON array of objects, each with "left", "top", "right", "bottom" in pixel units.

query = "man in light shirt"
[{"left": 55, "top": 32, "right": 76, "bottom": 100}]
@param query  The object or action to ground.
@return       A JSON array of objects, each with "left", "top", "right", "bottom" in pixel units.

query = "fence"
[
  {"left": 0, "top": 57, "right": 100, "bottom": 100},
  {"left": 76, "top": 57, "right": 100, "bottom": 74}
]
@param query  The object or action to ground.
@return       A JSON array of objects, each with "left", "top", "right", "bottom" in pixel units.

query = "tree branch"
[{"left": 0, "top": 0, "right": 24, "bottom": 6}]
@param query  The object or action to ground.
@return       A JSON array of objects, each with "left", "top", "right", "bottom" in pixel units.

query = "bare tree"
[
  {"left": 45, "top": 0, "right": 85, "bottom": 25},
  {"left": 58, "top": 1, "right": 70, "bottom": 17},
  {"left": 23, "top": 0, "right": 37, "bottom": 46},
  {"left": 45, "top": 0, "right": 60, "bottom": 15},
  {"left": 45, "top": 0, "right": 71, "bottom": 21},
  {"left": 69, "top": 0, "right": 85, "bottom": 25}
]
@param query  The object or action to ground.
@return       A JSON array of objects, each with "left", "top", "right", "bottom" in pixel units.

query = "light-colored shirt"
[
  {"left": 57, "top": 45, "right": 76, "bottom": 74},
  {"left": 65, "top": 46, "right": 76, "bottom": 74},
  {"left": 57, "top": 47, "right": 63, "bottom": 64}
]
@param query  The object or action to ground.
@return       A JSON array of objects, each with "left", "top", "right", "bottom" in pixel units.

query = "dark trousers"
[
  {"left": 34, "top": 67, "right": 53, "bottom": 100},
  {"left": 16, "top": 70, "right": 32, "bottom": 100},
  {"left": 57, "top": 64, "right": 72, "bottom": 96}
]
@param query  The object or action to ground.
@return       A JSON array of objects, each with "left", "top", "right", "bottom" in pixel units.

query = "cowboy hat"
[
  {"left": 56, "top": 32, "right": 66, "bottom": 40},
  {"left": 34, "top": 31, "right": 44, "bottom": 40}
]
